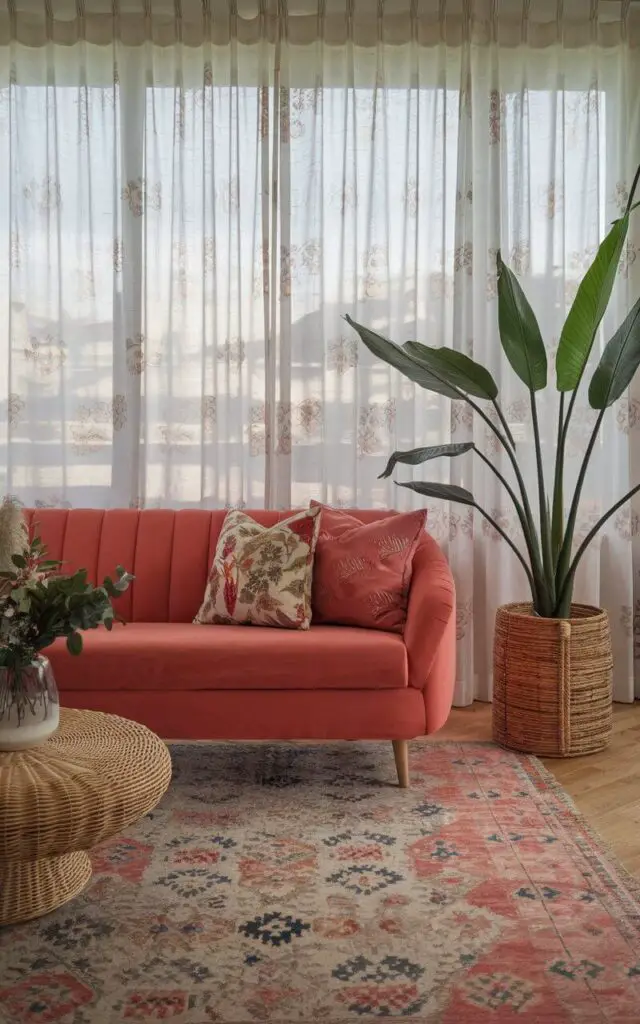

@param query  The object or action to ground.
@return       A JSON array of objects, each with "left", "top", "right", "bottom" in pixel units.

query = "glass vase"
[{"left": 0, "top": 656, "right": 60, "bottom": 751}]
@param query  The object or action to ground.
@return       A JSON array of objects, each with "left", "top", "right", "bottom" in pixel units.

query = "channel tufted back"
[{"left": 23, "top": 508, "right": 399, "bottom": 624}]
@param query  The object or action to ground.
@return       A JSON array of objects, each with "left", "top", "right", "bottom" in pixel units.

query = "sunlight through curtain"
[{"left": 1, "top": 0, "right": 639, "bottom": 702}]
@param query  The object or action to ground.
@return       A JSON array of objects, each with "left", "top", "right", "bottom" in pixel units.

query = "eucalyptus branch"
[{"left": 554, "top": 480, "right": 640, "bottom": 616}]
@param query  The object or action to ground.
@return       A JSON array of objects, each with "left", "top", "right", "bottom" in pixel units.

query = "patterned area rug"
[{"left": 2, "top": 742, "right": 640, "bottom": 1023}]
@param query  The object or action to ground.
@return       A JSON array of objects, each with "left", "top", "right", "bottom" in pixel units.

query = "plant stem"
[
  {"left": 465, "top": 394, "right": 543, "bottom": 571},
  {"left": 406, "top": 363, "right": 544, "bottom": 607},
  {"left": 396, "top": 349, "right": 537, "bottom": 573},
  {"left": 555, "top": 406, "right": 606, "bottom": 600},
  {"left": 491, "top": 399, "right": 516, "bottom": 449},
  {"left": 559, "top": 386, "right": 578, "bottom": 453},
  {"left": 626, "top": 164, "right": 640, "bottom": 216},
  {"left": 474, "top": 447, "right": 543, "bottom": 608},
  {"left": 554, "top": 480, "right": 640, "bottom": 616},
  {"left": 529, "top": 389, "right": 554, "bottom": 612},
  {"left": 551, "top": 392, "right": 565, "bottom": 567},
  {"left": 471, "top": 502, "right": 537, "bottom": 597}
]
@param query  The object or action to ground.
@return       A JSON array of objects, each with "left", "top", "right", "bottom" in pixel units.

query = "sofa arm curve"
[{"left": 404, "top": 533, "right": 456, "bottom": 733}]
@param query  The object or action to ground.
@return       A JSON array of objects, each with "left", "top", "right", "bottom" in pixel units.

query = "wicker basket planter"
[{"left": 492, "top": 603, "right": 613, "bottom": 758}]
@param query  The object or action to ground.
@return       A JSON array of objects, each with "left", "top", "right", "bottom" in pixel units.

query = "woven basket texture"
[
  {"left": 492, "top": 602, "right": 613, "bottom": 758},
  {"left": 0, "top": 708, "right": 171, "bottom": 926}
]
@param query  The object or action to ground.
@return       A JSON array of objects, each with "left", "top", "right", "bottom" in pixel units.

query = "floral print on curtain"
[{"left": 1, "top": 1, "right": 639, "bottom": 702}]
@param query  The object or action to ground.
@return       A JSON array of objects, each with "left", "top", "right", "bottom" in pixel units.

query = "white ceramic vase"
[{"left": 0, "top": 656, "right": 60, "bottom": 751}]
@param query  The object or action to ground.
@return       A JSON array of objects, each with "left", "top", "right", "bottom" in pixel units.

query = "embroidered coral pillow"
[
  {"left": 311, "top": 503, "right": 427, "bottom": 632},
  {"left": 195, "top": 507, "right": 321, "bottom": 629}
]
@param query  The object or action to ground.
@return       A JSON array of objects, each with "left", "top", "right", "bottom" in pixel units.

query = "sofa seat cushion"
[{"left": 46, "top": 623, "right": 408, "bottom": 692}]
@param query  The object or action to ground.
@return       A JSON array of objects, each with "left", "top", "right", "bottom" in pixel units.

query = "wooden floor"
[{"left": 436, "top": 701, "right": 640, "bottom": 876}]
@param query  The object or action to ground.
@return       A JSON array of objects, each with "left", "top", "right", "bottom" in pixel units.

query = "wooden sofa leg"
[{"left": 392, "top": 739, "right": 410, "bottom": 788}]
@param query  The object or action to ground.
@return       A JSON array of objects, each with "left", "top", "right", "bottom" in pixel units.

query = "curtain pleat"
[{"left": 1, "top": 0, "right": 639, "bottom": 702}]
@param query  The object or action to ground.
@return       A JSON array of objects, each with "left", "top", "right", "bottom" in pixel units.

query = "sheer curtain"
[{"left": 1, "top": 0, "right": 639, "bottom": 704}]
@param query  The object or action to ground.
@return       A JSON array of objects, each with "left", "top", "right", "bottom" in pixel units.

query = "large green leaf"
[
  {"left": 379, "top": 443, "right": 474, "bottom": 480},
  {"left": 344, "top": 316, "right": 459, "bottom": 399},
  {"left": 496, "top": 252, "right": 547, "bottom": 391},
  {"left": 402, "top": 343, "right": 498, "bottom": 400},
  {"left": 556, "top": 216, "right": 629, "bottom": 392},
  {"left": 588, "top": 296, "right": 640, "bottom": 409},
  {"left": 396, "top": 480, "right": 475, "bottom": 506}
]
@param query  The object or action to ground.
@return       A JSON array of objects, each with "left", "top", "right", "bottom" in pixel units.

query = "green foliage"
[
  {"left": 588, "top": 296, "right": 640, "bottom": 409},
  {"left": 0, "top": 531, "right": 134, "bottom": 671},
  {"left": 402, "top": 343, "right": 499, "bottom": 400},
  {"left": 556, "top": 215, "right": 630, "bottom": 392},
  {"left": 496, "top": 253, "right": 547, "bottom": 391},
  {"left": 345, "top": 163, "right": 640, "bottom": 619},
  {"left": 378, "top": 443, "right": 474, "bottom": 479},
  {"left": 343, "top": 318, "right": 459, "bottom": 398}
]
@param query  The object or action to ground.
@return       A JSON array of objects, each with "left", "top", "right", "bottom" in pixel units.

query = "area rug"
[{"left": 2, "top": 742, "right": 640, "bottom": 1023}]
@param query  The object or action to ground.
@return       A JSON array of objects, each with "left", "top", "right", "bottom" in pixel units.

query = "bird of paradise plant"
[{"left": 346, "top": 165, "right": 640, "bottom": 619}]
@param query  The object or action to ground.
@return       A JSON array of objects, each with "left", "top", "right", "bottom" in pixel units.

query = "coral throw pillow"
[
  {"left": 311, "top": 503, "right": 427, "bottom": 632},
  {"left": 195, "top": 507, "right": 321, "bottom": 629}
]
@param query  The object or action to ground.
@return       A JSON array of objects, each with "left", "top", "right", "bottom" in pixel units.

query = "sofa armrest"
[{"left": 404, "top": 533, "right": 456, "bottom": 733}]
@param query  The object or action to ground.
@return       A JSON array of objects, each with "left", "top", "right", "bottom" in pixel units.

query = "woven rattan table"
[{"left": 0, "top": 708, "right": 172, "bottom": 926}]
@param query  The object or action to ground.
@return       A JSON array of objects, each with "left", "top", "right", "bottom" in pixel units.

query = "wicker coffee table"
[{"left": 0, "top": 708, "right": 172, "bottom": 926}]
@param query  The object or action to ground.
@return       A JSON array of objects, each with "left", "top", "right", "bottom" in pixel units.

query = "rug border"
[
  {"left": 518, "top": 751, "right": 640, "bottom": 897},
  {"left": 430, "top": 738, "right": 640, "bottom": 925}
]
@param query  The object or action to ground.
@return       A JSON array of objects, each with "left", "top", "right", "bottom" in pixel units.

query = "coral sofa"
[{"left": 25, "top": 508, "right": 456, "bottom": 786}]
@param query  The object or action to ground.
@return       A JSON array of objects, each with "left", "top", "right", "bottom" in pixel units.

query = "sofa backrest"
[{"left": 23, "top": 508, "right": 404, "bottom": 623}]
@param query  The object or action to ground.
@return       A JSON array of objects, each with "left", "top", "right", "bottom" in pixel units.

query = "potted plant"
[
  {"left": 0, "top": 500, "right": 133, "bottom": 751},
  {"left": 346, "top": 165, "right": 640, "bottom": 757}
]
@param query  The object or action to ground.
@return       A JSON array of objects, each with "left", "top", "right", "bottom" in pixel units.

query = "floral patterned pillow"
[{"left": 195, "top": 507, "right": 321, "bottom": 629}]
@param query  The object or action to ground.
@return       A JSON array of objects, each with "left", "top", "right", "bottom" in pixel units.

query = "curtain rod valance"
[
  {"left": 3, "top": 0, "right": 637, "bottom": 10},
  {"left": 1, "top": 0, "right": 637, "bottom": 47}
]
